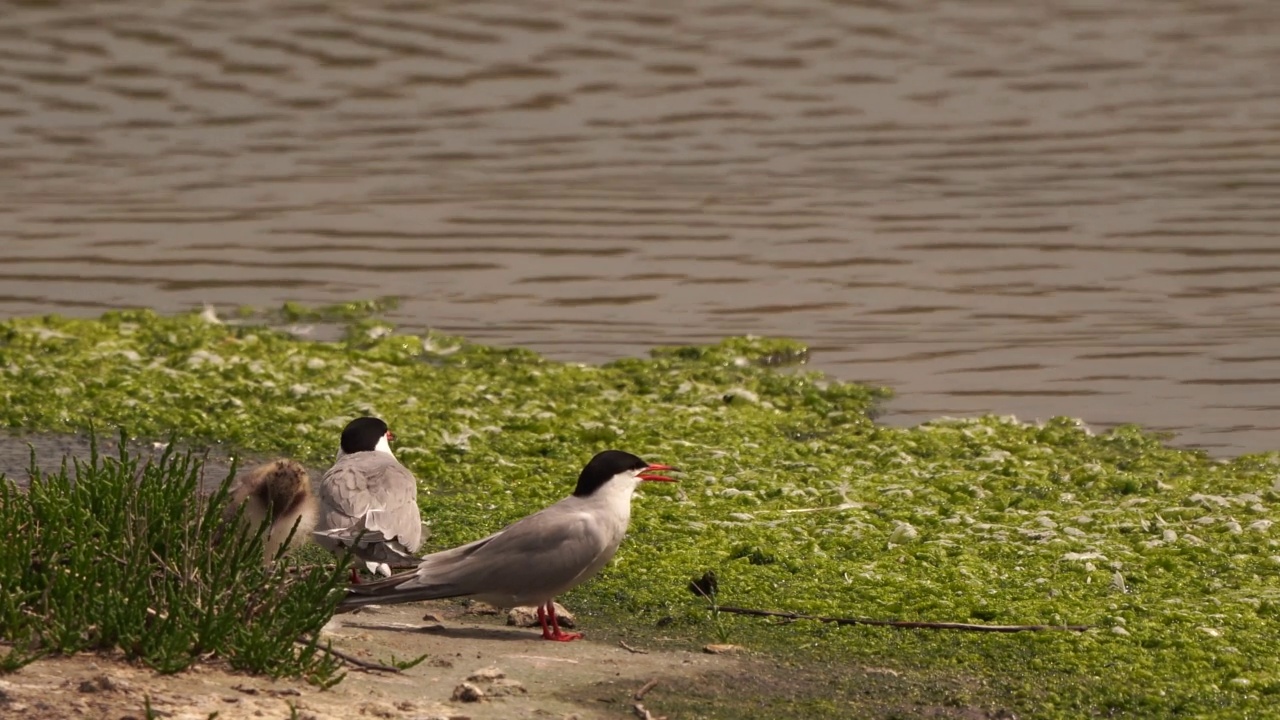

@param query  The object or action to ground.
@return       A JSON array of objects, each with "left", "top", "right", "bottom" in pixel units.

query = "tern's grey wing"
[
  {"left": 402, "top": 504, "right": 615, "bottom": 601},
  {"left": 313, "top": 512, "right": 425, "bottom": 563},
  {"left": 316, "top": 453, "right": 423, "bottom": 554}
]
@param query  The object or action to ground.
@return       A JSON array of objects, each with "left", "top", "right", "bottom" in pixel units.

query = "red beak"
[
  {"left": 386, "top": 431, "right": 396, "bottom": 442},
  {"left": 639, "top": 463, "right": 678, "bottom": 483}
]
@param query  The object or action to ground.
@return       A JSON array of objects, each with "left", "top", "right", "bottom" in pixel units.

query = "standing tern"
[
  {"left": 312, "top": 417, "right": 425, "bottom": 581},
  {"left": 337, "top": 449, "right": 677, "bottom": 641},
  {"left": 222, "top": 458, "right": 318, "bottom": 564}
]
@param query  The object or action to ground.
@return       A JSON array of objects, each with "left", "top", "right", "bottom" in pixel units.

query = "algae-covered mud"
[{"left": 2, "top": 305, "right": 1279, "bottom": 718}]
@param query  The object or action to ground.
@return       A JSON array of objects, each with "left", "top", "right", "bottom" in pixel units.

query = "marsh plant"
[{"left": 0, "top": 434, "right": 348, "bottom": 683}]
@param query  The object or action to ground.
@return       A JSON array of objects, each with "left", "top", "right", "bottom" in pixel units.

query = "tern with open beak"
[
  {"left": 313, "top": 416, "right": 425, "bottom": 581},
  {"left": 338, "top": 449, "right": 678, "bottom": 641}
]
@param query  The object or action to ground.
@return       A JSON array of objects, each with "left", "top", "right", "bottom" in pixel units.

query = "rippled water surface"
[{"left": 2, "top": 0, "right": 1278, "bottom": 455}]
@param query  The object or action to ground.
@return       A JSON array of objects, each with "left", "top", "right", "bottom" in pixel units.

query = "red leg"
[
  {"left": 544, "top": 601, "right": 583, "bottom": 642},
  {"left": 536, "top": 603, "right": 556, "bottom": 640},
  {"left": 349, "top": 567, "right": 361, "bottom": 585}
]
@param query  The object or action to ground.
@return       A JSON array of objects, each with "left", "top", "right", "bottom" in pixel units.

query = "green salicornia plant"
[{"left": 0, "top": 432, "right": 348, "bottom": 684}]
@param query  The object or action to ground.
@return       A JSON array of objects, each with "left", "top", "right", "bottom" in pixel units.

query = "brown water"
[{"left": 1, "top": 1, "right": 1278, "bottom": 456}]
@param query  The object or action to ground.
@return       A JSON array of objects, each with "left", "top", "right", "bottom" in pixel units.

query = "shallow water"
[
  {"left": 0, "top": 429, "right": 286, "bottom": 491},
  {"left": 1, "top": 0, "right": 1278, "bottom": 455}
]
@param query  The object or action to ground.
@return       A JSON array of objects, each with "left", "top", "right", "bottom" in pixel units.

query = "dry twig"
[
  {"left": 296, "top": 638, "right": 404, "bottom": 673},
  {"left": 715, "top": 606, "right": 1090, "bottom": 633},
  {"left": 632, "top": 701, "right": 665, "bottom": 720},
  {"left": 634, "top": 678, "right": 659, "bottom": 701},
  {"left": 619, "top": 640, "right": 650, "bottom": 655}
]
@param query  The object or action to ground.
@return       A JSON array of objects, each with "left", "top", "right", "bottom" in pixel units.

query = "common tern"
[
  {"left": 338, "top": 449, "right": 677, "bottom": 641},
  {"left": 312, "top": 417, "right": 425, "bottom": 580},
  {"left": 222, "top": 458, "right": 318, "bottom": 564}
]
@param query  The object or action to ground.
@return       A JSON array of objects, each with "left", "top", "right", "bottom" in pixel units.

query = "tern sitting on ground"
[
  {"left": 337, "top": 449, "right": 677, "bottom": 642},
  {"left": 312, "top": 416, "right": 425, "bottom": 581}
]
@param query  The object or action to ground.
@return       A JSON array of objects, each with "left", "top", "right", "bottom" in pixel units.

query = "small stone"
[
  {"left": 465, "top": 601, "right": 500, "bottom": 616},
  {"left": 77, "top": 675, "right": 127, "bottom": 694},
  {"left": 422, "top": 611, "right": 446, "bottom": 623},
  {"left": 488, "top": 679, "right": 528, "bottom": 697},
  {"left": 452, "top": 682, "right": 486, "bottom": 702},
  {"left": 507, "top": 603, "right": 575, "bottom": 628},
  {"left": 267, "top": 688, "right": 301, "bottom": 698},
  {"left": 466, "top": 667, "right": 505, "bottom": 683},
  {"left": 506, "top": 606, "right": 537, "bottom": 627},
  {"left": 703, "top": 644, "right": 744, "bottom": 654},
  {"left": 358, "top": 701, "right": 397, "bottom": 717},
  {"left": 1111, "top": 626, "right": 1130, "bottom": 636}
]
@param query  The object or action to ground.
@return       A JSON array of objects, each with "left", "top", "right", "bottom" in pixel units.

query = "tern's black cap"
[
  {"left": 573, "top": 450, "right": 648, "bottom": 497},
  {"left": 340, "top": 416, "right": 389, "bottom": 455}
]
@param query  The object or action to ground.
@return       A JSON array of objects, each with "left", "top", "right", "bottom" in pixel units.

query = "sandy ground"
[{"left": 0, "top": 601, "right": 739, "bottom": 720}]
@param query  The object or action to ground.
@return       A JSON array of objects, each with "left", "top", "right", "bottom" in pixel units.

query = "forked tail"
[{"left": 335, "top": 570, "right": 460, "bottom": 612}]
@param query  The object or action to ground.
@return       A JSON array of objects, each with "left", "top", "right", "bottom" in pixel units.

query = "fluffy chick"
[{"left": 223, "top": 459, "right": 319, "bottom": 563}]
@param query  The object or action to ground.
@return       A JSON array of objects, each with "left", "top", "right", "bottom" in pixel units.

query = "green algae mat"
[{"left": 2, "top": 305, "right": 1278, "bottom": 718}]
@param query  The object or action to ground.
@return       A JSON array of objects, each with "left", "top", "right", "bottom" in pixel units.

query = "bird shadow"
[{"left": 343, "top": 619, "right": 537, "bottom": 642}]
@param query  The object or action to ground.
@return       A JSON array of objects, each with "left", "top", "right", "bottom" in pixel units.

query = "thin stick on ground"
[
  {"left": 634, "top": 678, "right": 659, "bottom": 701},
  {"left": 296, "top": 639, "right": 404, "bottom": 673},
  {"left": 619, "top": 640, "right": 650, "bottom": 655},
  {"left": 715, "top": 606, "right": 1090, "bottom": 633},
  {"left": 632, "top": 701, "right": 665, "bottom": 720}
]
